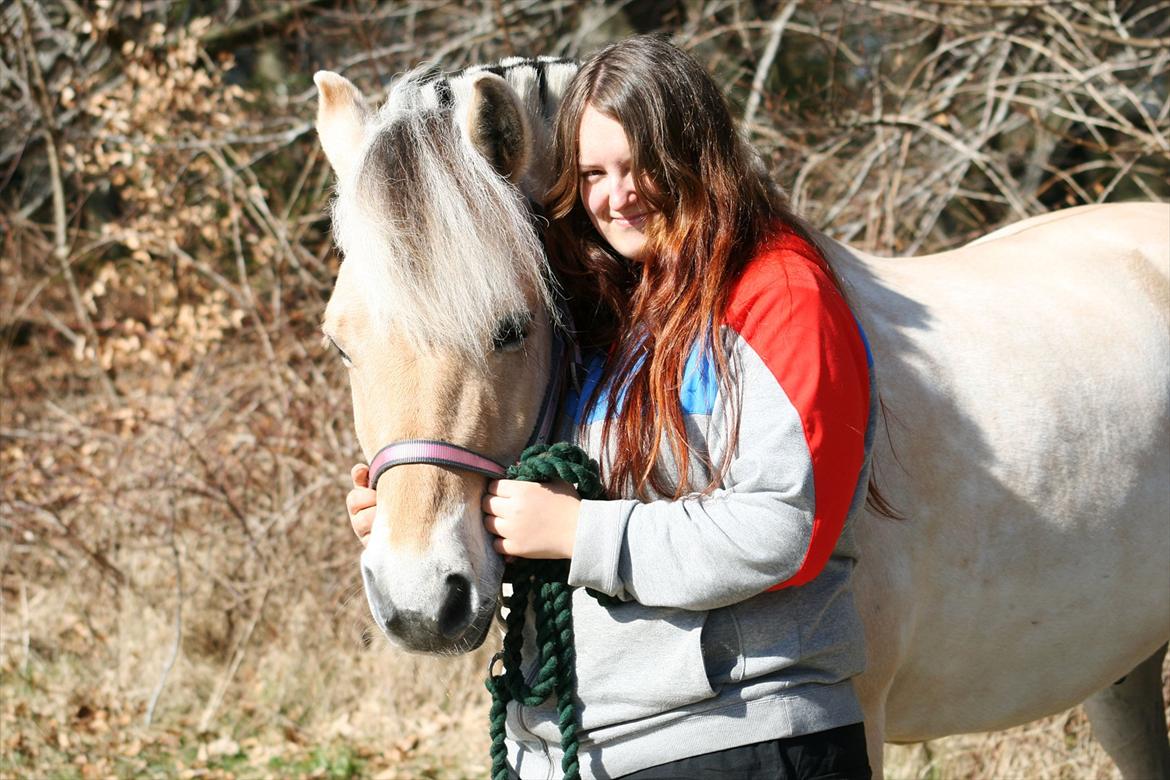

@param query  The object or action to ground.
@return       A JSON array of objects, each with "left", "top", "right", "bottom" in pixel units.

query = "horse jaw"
[
  {"left": 350, "top": 339, "right": 509, "bottom": 654},
  {"left": 360, "top": 466, "right": 502, "bottom": 655}
]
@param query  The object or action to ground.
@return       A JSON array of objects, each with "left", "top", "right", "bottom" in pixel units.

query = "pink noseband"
[{"left": 368, "top": 439, "right": 507, "bottom": 488}]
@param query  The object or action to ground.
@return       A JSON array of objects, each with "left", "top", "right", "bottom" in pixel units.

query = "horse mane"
[{"left": 330, "top": 58, "right": 578, "bottom": 359}]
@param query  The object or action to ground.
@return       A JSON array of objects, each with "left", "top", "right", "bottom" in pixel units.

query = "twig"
[
  {"left": 687, "top": 19, "right": 865, "bottom": 69},
  {"left": 883, "top": 130, "right": 912, "bottom": 252},
  {"left": 20, "top": 579, "right": 31, "bottom": 675},
  {"left": 197, "top": 586, "right": 270, "bottom": 732},
  {"left": 17, "top": 0, "right": 119, "bottom": 401},
  {"left": 144, "top": 507, "right": 183, "bottom": 727},
  {"left": 743, "top": 0, "right": 798, "bottom": 130},
  {"left": 164, "top": 0, "right": 330, "bottom": 49},
  {"left": 492, "top": 0, "right": 516, "bottom": 56},
  {"left": 203, "top": 147, "right": 285, "bottom": 394},
  {"left": 169, "top": 242, "right": 252, "bottom": 311},
  {"left": 11, "top": 499, "right": 127, "bottom": 587}
]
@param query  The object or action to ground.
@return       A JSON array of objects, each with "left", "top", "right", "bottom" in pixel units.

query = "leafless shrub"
[
  {"left": 680, "top": 0, "right": 1169, "bottom": 253},
  {"left": 1, "top": 1, "right": 1166, "bottom": 776}
]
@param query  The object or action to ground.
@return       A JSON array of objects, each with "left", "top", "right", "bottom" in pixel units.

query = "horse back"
[{"left": 827, "top": 203, "right": 1170, "bottom": 739}]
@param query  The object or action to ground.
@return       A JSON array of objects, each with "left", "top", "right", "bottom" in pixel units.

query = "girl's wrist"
[{"left": 561, "top": 501, "right": 581, "bottom": 558}]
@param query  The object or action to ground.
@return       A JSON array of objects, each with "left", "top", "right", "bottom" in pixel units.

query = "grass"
[
  {"left": 3, "top": 575, "right": 1164, "bottom": 780},
  {"left": 0, "top": 645, "right": 490, "bottom": 780}
]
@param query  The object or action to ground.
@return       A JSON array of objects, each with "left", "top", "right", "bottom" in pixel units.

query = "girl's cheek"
[{"left": 581, "top": 182, "right": 604, "bottom": 218}]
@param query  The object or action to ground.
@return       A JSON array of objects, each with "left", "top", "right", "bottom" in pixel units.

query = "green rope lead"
[{"left": 485, "top": 442, "right": 606, "bottom": 780}]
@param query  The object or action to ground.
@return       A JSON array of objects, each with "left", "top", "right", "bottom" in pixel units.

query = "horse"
[{"left": 312, "top": 57, "right": 1170, "bottom": 778}]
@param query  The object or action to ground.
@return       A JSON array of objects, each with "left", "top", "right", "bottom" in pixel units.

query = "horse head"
[{"left": 314, "top": 62, "right": 572, "bottom": 654}]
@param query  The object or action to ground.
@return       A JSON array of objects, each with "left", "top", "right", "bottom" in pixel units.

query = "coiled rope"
[{"left": 485, "top": 442, "right": 611, "bottom": 780}]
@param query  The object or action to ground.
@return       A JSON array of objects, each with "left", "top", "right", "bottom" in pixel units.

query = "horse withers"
[{"left": 313, "top": 58, "right": 1170, "bottom": 778}]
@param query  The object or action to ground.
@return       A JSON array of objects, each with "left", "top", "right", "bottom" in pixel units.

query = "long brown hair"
[{"left": 546, "top": 36, "right": 872, "bottom": 507}]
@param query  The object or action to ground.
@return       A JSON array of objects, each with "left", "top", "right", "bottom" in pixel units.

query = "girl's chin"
[
  {"left": 613, "top": 237, "right": 648, "bottom": 261},
  {"left": 598, "top": 222, "right": 649, "bottom": 260}
]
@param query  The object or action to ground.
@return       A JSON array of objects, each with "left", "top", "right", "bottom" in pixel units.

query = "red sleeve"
[{"left": 724, "top": 232, "right": 871, "bottom": 588}]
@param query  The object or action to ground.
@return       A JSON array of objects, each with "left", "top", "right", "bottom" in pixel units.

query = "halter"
[{"left": 367, "top": 325, "right": 569, "bottom": 490}]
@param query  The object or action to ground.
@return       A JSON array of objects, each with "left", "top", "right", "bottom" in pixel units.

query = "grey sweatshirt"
[{"left": 506, "top": 234, "right": 875, "bottom": 779}]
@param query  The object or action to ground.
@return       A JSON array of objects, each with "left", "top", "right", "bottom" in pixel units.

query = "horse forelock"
[{"left": 331, "top": 65, "right": 555, "bottom": 360}]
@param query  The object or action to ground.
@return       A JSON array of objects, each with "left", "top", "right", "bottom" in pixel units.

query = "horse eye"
[{"left": 491, "top": 313, "right": 530, "bottom": 352}]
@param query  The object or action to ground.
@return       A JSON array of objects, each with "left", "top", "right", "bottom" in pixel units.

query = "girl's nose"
[{"left": 609, "top": 173, "right": 637, "bottom": 210}]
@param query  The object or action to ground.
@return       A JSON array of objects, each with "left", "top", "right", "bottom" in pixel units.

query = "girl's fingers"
[
  {"left": 481, "top": 493, "right": 507, "bottom": 516},
  {"left": 483, "top": 513, "right": 501, "bottom": 536},
  {"left": 485, "top": 479, "right": 521, "bottom": 497},
  {"left": 353, "top": 505, "right": 375, "bottom": 543},
  {"left": 347, "top": 486, "right": 376, "bottom": 516},
  {"left": 351, "top": 463, "right": 370, "bottom": 489},
  {"left": 346, "top": 465, "right": 375, "bottom": 548}
]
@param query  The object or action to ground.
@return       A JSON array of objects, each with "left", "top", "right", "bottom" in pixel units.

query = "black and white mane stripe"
[{"left": 424, "top": 56, "right": 578, "bottom": 127}]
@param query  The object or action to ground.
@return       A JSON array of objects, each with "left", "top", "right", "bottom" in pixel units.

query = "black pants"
[{"left": 619, "top": 722, "right": 872, "bottom": 780}]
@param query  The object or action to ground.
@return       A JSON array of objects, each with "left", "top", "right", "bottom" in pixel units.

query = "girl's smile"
[{"left": 577, "top": 105, "right": 656, "bottom": 260}]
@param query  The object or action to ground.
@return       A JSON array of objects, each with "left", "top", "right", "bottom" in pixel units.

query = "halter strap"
[
  {"left": 369, "top": 439, "right": 507, "bottom": 489},
  {"left": 526, "top": 328, "right": 565, "bottom": 446}
]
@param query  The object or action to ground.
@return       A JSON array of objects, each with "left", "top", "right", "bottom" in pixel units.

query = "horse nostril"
[
  {"left": 361, "top": 562, "right": 399, "bottom": 637},
  {"left": 437, "top": 573, "right": 473, "bottom": 638}
]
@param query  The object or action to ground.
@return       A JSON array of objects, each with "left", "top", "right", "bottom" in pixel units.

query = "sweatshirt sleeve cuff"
[{"left": 568, "top": 498, "right": 635, "bottom": 596}]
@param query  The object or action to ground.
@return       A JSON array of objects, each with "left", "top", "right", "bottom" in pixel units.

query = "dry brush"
[{"left": 2, "top": 1, "right": 1167, "bottom": 777}]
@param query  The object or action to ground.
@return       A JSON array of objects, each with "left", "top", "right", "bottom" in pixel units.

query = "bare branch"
[{"left": 743, "top": 0, "right": 798, "bottom": 130}]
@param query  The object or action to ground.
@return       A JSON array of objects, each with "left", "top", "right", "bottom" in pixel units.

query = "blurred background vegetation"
[{"left": 2, "top": 1, "right": 1167, "bottom": 777}]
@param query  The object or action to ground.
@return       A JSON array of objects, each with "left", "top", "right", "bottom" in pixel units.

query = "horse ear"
[
  {"left": 314, "top": 71, "right": 368, "bottom": 182},
  {"left": 464, "top": 73, "right": 530, "bottom": 182}
]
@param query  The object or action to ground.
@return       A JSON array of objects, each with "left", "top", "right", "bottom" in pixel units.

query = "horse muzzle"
[{"left": 361, "top": 545, "right": 498, "bottom": 654}]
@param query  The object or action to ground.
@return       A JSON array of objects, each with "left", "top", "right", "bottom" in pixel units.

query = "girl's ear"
[
  {"left": 463, "top": 72, "right": 531, "bottom": 183},
  {"left": 314, "top": 71, "right": 368, "bottom": 183}
]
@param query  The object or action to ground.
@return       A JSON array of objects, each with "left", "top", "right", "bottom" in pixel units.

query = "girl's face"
[{"left": 577, "top": 105, "right": 656, "bottom": 261}]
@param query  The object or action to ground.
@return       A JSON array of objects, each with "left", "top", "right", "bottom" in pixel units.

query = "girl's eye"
[
  {"left": 491, "top": 313, "right": 530, "bottom": 352},
  {"left": 580, "top": 169, "right": 603, "bottom": 180},
  {"left": 327, "top": 335, "right": 353, "bottom": 365}
]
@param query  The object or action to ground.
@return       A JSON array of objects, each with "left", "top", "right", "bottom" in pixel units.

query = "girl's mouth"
[{"left": 612, "top": 212, "right": 647, "bottom": 228}]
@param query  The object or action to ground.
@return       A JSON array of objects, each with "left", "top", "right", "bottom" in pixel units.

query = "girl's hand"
[
  {"left": 482, "top": 480, "right": 581, "bottom": 559},
  {"left": 346, "top": 463, "right": 376, "bottom": 547}
]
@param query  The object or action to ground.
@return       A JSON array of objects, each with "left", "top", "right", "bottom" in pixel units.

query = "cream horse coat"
[
  {"left": 827, "top": 204, "right": 1169, "bottom": 776},
  {"left": 314, "top": 61, "right": 1170, "bottom": 778}
]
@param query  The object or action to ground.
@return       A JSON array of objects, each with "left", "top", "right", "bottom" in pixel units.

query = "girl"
[{"left": 348, "top": 36, "right": 875, "bottom": 780}]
